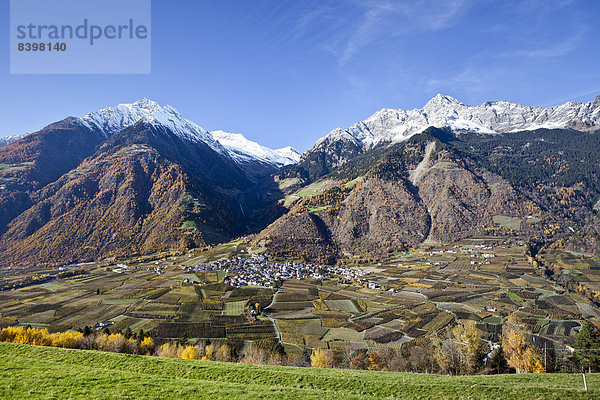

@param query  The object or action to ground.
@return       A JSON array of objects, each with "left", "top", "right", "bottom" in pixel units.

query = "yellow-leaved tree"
[
  {"left": 452, "top": 320, "right": 486, "bottom": 373},
  {"left": 138, "top": 336, "right": 155, "bottom": 355},
  {"left": 50, "top": 331, "right": 84, "bottom": 349},
  {"left": 310, "top": 348, "right": 335, "bottom": 368},
  {"left": 502, "top": 314, "right": 544, "bottom": 373},
  {"left": 181, "top": 346, "right": 200, "bottom": 360}
]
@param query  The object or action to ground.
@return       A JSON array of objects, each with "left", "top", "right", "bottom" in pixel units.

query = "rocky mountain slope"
[
  {"left": 255, "top": 129, "right": 542, "bottom": 262},
  {"left": 0, "top": 100, "right": 297, "bottom": 268},
  {"left": 2, "top": 94, "right": 600, "bottom": 267},
  {"left": 254, "top": 95, "right": 600, "bottom": 263},
  {"left": 291, "top": 94, "right": 600, "bottom": 182}
]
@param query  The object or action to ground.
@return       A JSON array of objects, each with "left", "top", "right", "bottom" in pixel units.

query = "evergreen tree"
[
  {"left": 178, "top": 332, "right": 189, "bottom": 345},
  {"left": 124, "top": 327, "right": 133, "bottom": 339},
  {"left": 574, "top": 321, "right": 600, "bottom": 372},
  {"left": 490, "top": 345, "right": 509, "bottom": 374}
]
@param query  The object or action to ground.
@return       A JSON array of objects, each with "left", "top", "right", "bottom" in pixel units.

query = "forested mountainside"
[
  {"left": 2, "top": 95, "right": 600, "bottom": 268},
  {"left": 257, "top": 127, "right": 600, "bottom": 263},
  {"left": 0, "top": 101, "right": 293, "bottom": 268},
  {"left": 566, "top": 215, "right": 600, "bottom": 257}
]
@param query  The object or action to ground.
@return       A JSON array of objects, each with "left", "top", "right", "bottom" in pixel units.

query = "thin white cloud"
[
  {"left": 423, "top": 63, "right": 505, "bottom": 102},
  {"left": 502, "top": 26, "right": 587, "bottom": 58},
  {"left": 292, "top": 6, "right": 338, "bottom": 39},
  {"left": 541, "top": 87, "right": 600, "bottom": 107},
  {"left": 340, "top": 0, "right": 472, "bottom": 64}
]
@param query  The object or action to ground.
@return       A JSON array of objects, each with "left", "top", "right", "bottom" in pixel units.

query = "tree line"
[{"left": 2, "top": 318, "right": 599, "bottom": 374}]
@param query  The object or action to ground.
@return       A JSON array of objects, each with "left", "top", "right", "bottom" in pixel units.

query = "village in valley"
[
  {"left": 0, "top": 233, "right": 598, "bottom": 370},
  {"left": 191, "top": 255, "right": 369, "bottom": 288}
]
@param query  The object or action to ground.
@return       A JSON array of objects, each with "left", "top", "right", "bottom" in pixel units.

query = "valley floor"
[{"left": 0, "top": 342, "right": 597, "bottom": 399}]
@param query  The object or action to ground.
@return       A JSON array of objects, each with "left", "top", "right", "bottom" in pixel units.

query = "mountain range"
[
  {"left": 293, "top": 94, "right": 600, "bottom": 180},
  {"left": 1, "top": 95, "right": 599, "bottom": 268}
]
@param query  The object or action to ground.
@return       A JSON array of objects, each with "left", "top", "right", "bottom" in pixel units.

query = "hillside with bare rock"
[
  {"left": 2, "top": 95, "right": 600, "bottom": 268},
  {"left": 254, "top": 131, "right": 542, "bottom": 262}
]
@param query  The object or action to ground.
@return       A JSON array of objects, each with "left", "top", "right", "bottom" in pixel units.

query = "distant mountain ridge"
[
  {"left": 1, "top": 99, "right": 299, "bottom": 179},
  {"left": 274, "top": 146, "right": 302, "bottom": 163},
  {"left": 0, "top": 99, "right": 297, "bottom": 268},
  {"left": 2, "top": 94, "right": 600, "bottom": 267},
  {"left": 290, "top": 94, "right": 600, "bottom": 181},
  {"left": 314, "top": 94, "right": 600, "bottom": 151},
  {"left": 211, "top": 130, "right": 300, "bottom": 180},
  {"left": 0, "top": 133, "right": 29, "bottom": 148}
]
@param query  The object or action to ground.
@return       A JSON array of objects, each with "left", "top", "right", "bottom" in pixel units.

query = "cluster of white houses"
[{"left": 188, "top": 255, "right": 369, "bottom": 288}]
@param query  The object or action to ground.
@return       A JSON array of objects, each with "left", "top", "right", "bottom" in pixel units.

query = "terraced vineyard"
[
  {"left": 0, "top": 242, "right": 277, "bottom": 343},
  {"left": 260, "top": 238, "right": 600, "bottom": 354},
  {"left": 1, "top": 238, "right": 599, "bottom": 358}
]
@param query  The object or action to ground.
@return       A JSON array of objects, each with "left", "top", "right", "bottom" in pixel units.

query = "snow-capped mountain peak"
[
  {"left": 1, "top": 98, "right": 301, "bottom": 178},
  {"left": 80, "top": 98, "right": 225, "bottom": 154},
  {"left": 0, "top": 132, "right": 29, "bottom": 147},
  {"left": 274, "top": 146, "right": 301, "bottom": 163},
  {"left": 425, "top": 93, "right": 463, "bottom": 106},
  {"left": 312, "top": 94, "right": 600, "bottom": 154},
  {"left": 211, "top": 130, "right": 298, "bottom": 167}
]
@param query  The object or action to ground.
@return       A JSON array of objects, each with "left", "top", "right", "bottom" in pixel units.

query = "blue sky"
[{"left": 1, "top": 0, "right": 600, "bottom": 151}]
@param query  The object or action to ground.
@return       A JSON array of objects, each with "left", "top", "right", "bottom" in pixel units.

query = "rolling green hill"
[{"left": 0, "top": 343, "right": 597, "bottom": 399}]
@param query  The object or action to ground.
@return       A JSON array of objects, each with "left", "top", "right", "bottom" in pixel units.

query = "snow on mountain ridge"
[
  {"left": 1, "top": 98, "right": 300, "bottom": 171},
  {"left": 274, "top": 146, "right": 301, "bottom": 163},
  {"left": 80, "top": 98, "right": 226, "bottom": 154},
  {"left": 313, "top": 94, "right": 600, "bottom": 152},
  {"left": 211, "top": 130, "right": 298, "bottom": 167},
  {"left": 0, "top": 132, "right": 29, "bottom": 147}
]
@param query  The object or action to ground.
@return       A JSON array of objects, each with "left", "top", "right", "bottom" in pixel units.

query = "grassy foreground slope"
[{"left": 0, "top": 343, "right": 598, "bottom": 400}]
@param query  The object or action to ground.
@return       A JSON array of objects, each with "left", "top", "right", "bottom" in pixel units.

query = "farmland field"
[
  {"left": 283, "top": 180, "right": 338, "bottom": 207},
  {"left": 0, "top": 343, "right": 598, "bottom": 400},
  {"left": 0, "top": 239, "right": 599, "bottom": 357}
]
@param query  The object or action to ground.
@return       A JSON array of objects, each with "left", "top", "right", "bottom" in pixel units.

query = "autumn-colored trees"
[
  {"left": 181, "top": 346, "right": 200, "bottom": 360},
  {"left": 1, "top": 322, "right": 591, "bottom": 374},
  {"left": 432, "top": 320, "right": 486, "bottom": 375},
  {"left": 0, "top": 326, "right": 148, "bottom": 355},
  {"left": 1, "top": 326, "right": 53, "bottom": 346},
  {"left": 139, "top": 336, "right": 155, "bottom": 355},
  {"left": 0, "top": 326, "right": 86, "bottom": 348},
  {"left": 310, "top": 348, "right": 335, "bottom": 368},
  {"left": 452, "top": 321, "right": 486, "bottom": 373},
  {"left": 95, "top": 333, "right": 137, "bottom": 353},
  {"left": 51, "top": 330, "right": 85, "bottom": 349},
  {"left": 240, "top": 340, "right": 287, "bottom": 365},
  {"left": 502, "top": 315, "right": 545, "bottom": 373},
  {"left": 156, "top": 341, "right": 183, "bottom": 358}
]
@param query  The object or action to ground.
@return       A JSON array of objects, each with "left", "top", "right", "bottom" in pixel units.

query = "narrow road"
[{"left": 264, "top": 288, "right": 281, "bottom": 342}]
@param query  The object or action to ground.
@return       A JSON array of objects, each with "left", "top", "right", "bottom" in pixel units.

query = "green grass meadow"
[{"left": 0, "top": 343, "right": 598, "bottom": 399}]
